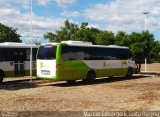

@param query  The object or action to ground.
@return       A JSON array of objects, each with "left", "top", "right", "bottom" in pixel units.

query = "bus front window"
[{"left": 37, "top": 46, "right": 57, "bottom": 60}]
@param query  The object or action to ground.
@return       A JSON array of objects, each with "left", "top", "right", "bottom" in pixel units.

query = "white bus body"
[{"left": 0, "top": 42, "right": 38, "bottom": 82}]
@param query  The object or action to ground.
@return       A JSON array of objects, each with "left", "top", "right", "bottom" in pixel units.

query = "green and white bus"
[
  {"left": 0, "top": 42, "right": 38, "bottom": 82},
  {"left": 37, "top": 41, "right": 137, "bottom": 83}
]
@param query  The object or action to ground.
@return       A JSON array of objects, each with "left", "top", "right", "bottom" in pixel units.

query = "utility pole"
[
  {"left": 30, "top": 0, "right": 33, "bottom": 82},
  {"left": 142, "top": 11, "right": 151, "bottom": 72}
]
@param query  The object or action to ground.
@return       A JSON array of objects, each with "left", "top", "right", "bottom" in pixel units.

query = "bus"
[
  {"left": 0, "top": 42, "right": 38, "bottom": 83},
  {"left": 37, "top": 41, "right": 137, "bottom": 83}
]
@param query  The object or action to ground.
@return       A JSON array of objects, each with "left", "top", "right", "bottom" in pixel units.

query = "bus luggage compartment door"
[
  {"left": 14, "top": 51, "right": 25, "bottom": 76},
  {"left": 14, "top": 62, "right": 25, "bottom": 76}
]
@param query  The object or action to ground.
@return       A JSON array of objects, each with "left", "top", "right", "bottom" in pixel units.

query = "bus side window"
[
  {"left": 0, "top": 48, "right": 5, "bottom": 61},
  {"left": 5, "top": 48, "right": 14, "bottom": 61},
  {"left": 26, "top": 49, "right": 30, "bottom": 60},
  {"left": 114, "top": 49, "right": 128, "bottom": 60},
  {"left": 32, "top": 48, "right": 37, "bottom": 61},
  {"left": 62, "top": 46, "right": 86, "bottom": 60}
]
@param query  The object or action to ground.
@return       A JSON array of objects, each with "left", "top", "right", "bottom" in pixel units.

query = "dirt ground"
[
  {"left": 141, "top": 63, "right": 160, "bottom": 71},
  {"left": 0, "top": 63, "right": 160, "bottom": 112}
]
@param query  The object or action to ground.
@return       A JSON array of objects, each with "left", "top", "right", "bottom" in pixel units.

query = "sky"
[{"left": 0, "top": 0, "right": 160, "bottom": 43}]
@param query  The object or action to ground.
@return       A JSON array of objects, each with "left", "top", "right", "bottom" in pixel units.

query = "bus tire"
[
  {"left": 66, "top": 80, "right": 76, "bottom": 84},
  {"left": 0, "top": 70, "right": 4, "bottom": 83},
  {"left": 125, "top": 68, "right": 133, "bottom": 79},
  {"left": 109, "top": 76, "right": 114, "bottom": 79},
  {"left": 85, "top": 71, "right": 96, "bottom": 83}
]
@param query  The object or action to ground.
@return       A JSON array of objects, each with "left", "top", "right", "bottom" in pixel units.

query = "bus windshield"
[{"left": 37, "top": 45, "right": 57, "bottom": 60}]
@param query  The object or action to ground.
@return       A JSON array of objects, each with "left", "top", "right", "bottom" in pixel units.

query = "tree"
[
  {"left": 115, "top": 31, "right": 128, "bottom": 46},
  {"left": 44, "top": 32, "right": 56, "bottom": 42},
  {"left": 0, "top": 23, "right": 21, "bottom": 42},
  {"left": 149, "top": 41, "right": 160, "bottom": 62},
  {"left": 95, "top": 31, "right": 115, "bottom": 45},
  {"left": 115, "top": 31, "right": 156, "bottom": 72},
  {"left": 44, "top": 20, "right": 79, "bottom": 42},
  {"left": 75, "top": 24, "right": 100, "bottom": 44},
  {"left": 44, "top": 20, "right": 100, "bottom": 44},
  {"left": 129, "top": 31, "right": 154, "bottom": 62}
]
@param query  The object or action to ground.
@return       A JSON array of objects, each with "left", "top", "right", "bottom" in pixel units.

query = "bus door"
[{"left": 14, "top": 49, "right": 25, "bottom": 76}]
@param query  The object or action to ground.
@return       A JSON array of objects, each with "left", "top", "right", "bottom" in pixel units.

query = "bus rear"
[{"left": 36, "top": 44, "right": 58, "bottom": 79}]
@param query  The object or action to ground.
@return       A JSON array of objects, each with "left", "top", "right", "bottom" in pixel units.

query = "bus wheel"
[
  {"left": 0, "top": 71, "right": 4, "bottom": 83},
  {"left": 85, "top": 71, "right": 96, "bottom": 83},
  {"left": 125, "top": 69, "right": 133, "bottom": 79},
  {"left": 108, "top": 76, "right": 114, "bottom": 79},
  {"left": 66, "top": 80, "right": 76, "bottom": 84}
]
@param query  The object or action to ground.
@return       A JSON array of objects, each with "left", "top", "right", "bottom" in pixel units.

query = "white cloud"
[
  {"left": 36, "top": 0, "right": 77, "bottom": 8},
  {"left": 61, "top": 11, "right": 80, "bottom": 17},
  {"left": 54, "top": 0, "right": 77, "bottom": 8},
  {"left": 0, "top": 0, "right": 64, "bottom": 42},
  {"left": 1, "top": 0, "right": 159, "bottom": 42},
  {"left": 15, "top": 0, "right": 30, "bottom": 9},
  {"left": 30, "top": 15, "right": 64, "bottom": 37},
  {"left": 36, "top": 0, "right": 51, "bottom": 6},
  {"left": 15, "top": 0, "right": 52, "bottom": 8},
  {"left": 88, "top": 24, "right": 101, "bottom": 29},
  {"left": 15, "top": 0, "right": 77, "bottom": 9},
  {"left": 83, "top": 0, "right": 160, "bottom": 33}
]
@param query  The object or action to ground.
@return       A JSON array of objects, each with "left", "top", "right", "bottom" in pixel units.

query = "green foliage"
[
  {"left": 44, "top": 20, "right": 79, "bottom": 42},
  {"left": 44, "top": 20, "right": 160, "bottom": 64},
  {"left": 0, "top": 23, "right": 21, "bottom": 42},
  {"left": 44, "top": 20, "right": 100, "bottom": 44},
  {"left": 95, "top": 31, "right": 114, "bottom": 45},
  {"left": 148, "top": 41, "right": 160, "bottom": 62},
  {"left": 115, "top": 31, "right": 128, "bottom": 46},
  {"left": 114, "top": 31, "right": 158, "bottom": 64},
  {"left": 130, "top": 43, "right": 146, "bottom": 63}
]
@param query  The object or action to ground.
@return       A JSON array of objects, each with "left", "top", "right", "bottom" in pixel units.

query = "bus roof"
[
  {"left": 41, "top": 42, "right": 58, "bottom": 46},
  {"left": 61, "top": 40, "right": 92, "bottom": 45},
  {"left": 41, "top": 41, "right": 128, "bottom": 49},
  {"left": 0, "top": 42, "right": 39, "bottom": 48},
  {"left": 68, "top": 44, "right": 128, "bottom": 49},
  {"left": 61, "top": 41, "right": 128, "bottom": 49}
]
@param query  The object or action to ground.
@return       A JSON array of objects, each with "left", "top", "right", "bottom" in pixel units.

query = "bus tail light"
[{"left": 56, "top": 64, "right": 61, "bottom": 69}]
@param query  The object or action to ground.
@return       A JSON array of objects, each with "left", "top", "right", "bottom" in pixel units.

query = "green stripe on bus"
[{"left": 4, "top": 70, "right": 36, "bottom": 78}]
